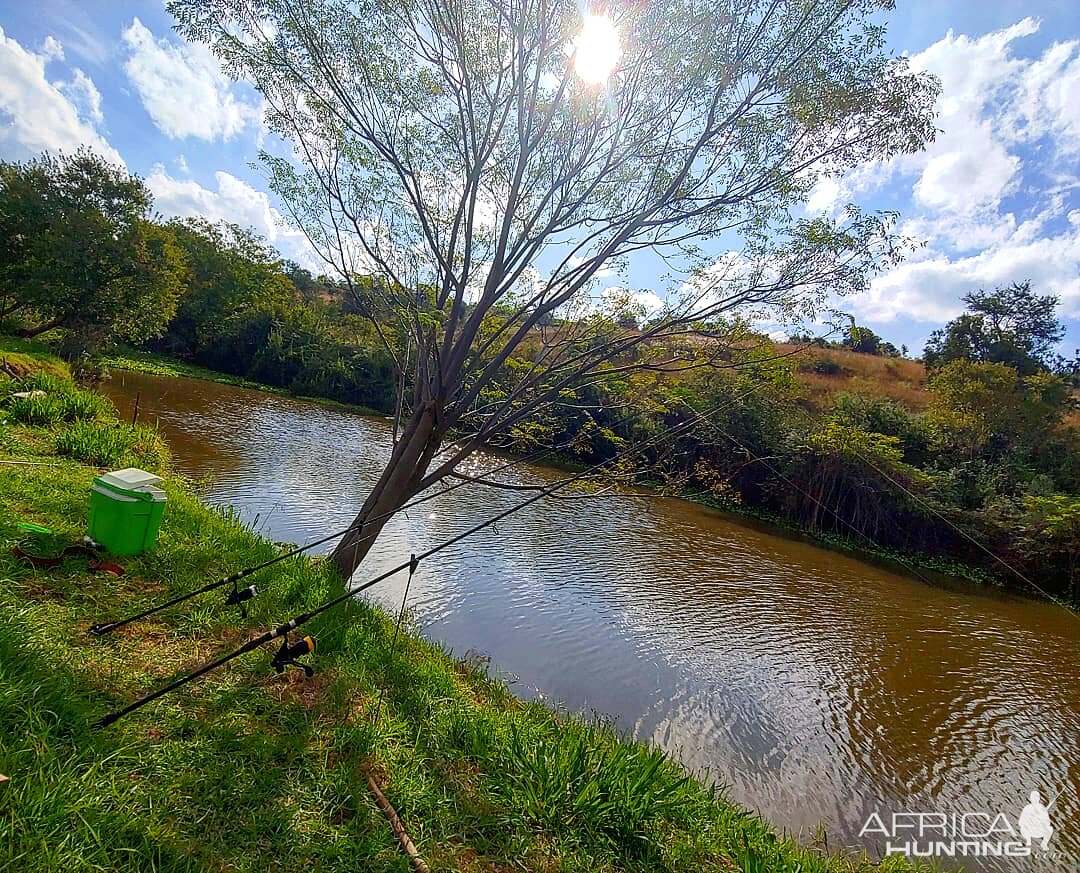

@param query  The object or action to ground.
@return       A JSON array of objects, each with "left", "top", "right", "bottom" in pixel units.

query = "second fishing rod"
[
  {"left": 87, "top": 398, "right": 690, "bottom": 636},
  {"left": 92, "top": 392, "right": 750, "bottom": 729}
]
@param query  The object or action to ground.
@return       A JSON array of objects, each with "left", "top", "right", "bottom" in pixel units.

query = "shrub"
[
  {"left": 798, "top": 356, "right": 844, "bottom": 376},
  {"left": 55, "top": 420, "right": 167, "bottom": 470},
  {"left": 832, "top": 392, "right": 932, "bottom": 464},
  {"left": 1015, "top": 494, "right": 1080, "bottom": 598}
]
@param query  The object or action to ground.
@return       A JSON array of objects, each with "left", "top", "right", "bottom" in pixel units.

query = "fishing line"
[
  {"left": 87, "top": 400, "right": 657, "bottom": 636},
  {"left": 682, "top": 400, "right": 961, "bottom": 595},
  {"left": 683, "top": 383, "right": 1079, "bottom": 619},
  {"left": 92, "top": 393, "right": 753, "bottom": 728},
  {"left": 845, "top": 449, "right": 1078, "bottom": 617},
  {"left": 372, "top": 553, "right": 418, "bottom": 729},
  {"left": 90, "top": 398, "right": 672, "bottom": 634}
]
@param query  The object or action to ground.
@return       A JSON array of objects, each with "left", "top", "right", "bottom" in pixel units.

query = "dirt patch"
[
  {"left": 0, "top": 351, "right": 68, "bottom": 380},
  {"left": 258, "top": 667, "right": 337, "bottom": 709}
]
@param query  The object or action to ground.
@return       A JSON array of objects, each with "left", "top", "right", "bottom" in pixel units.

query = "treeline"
[
  {"left": 0, "top": 150, "right": 396, "bottom": 410},
  {"left": 490, "top": 284, "right": 1080, "bottom": 599},
  {"left": 3, "top": 150, "right": 1078, "bottom": 598}
]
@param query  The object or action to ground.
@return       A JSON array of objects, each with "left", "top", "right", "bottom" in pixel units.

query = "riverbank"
[
  {"left": 100, "top": 347, "right": 386, "bottom": 418},
  {"left": 0, "top": 345, "right": 925, "bottom": 870},
  {"left": 102, "top": 346, "right": 1009, "bottom": 598}
]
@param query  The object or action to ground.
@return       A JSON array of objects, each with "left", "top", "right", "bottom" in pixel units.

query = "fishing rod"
[
  {"left": 88, "top": 334, "right": 841, "bottom": 636},
  {"left": 87, "top": 401, "right": 655, "bottom": 637},
  {"left": 88, "top": 477, "right": 477, "bottom": 636},
  {"left": 92, "top": 393, "right": 748, "bottom": 729}
]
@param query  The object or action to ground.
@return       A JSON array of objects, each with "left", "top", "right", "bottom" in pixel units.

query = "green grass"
[
  {"left": 0, "top": 349, "right": 930, "bottom": 872},
  {"left": 0, "top": 335, "right": 69, "bottom": 382},
  {"left": 53, "top": 419, "right": 167, "bottom": 470},
  {"left": 3, "top": 373, "right": 114, "bottom": 426},
  {"left": 0, "top": 366, "right": 168, "bottom": 472}
]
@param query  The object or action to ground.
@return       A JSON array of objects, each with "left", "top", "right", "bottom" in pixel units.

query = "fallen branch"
[{"left": 363, "top": 767, "right": 430, "bottom": 873}]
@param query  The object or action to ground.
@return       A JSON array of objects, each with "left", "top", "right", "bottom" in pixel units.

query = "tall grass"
[
  {"left": 0, "top": 367, "right": 166, "bottom": 470},
  {"left": 54, "top": 420, "right": 167, "bottom": 470},
  {"left": 3, "top": 373, "right": 112, "bottom": 426},
  {"left": 502, "top": 720, "right": 694, "bottom": 856}
]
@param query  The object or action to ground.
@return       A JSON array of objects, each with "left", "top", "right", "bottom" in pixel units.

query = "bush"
[
  {"left": 1015, "top": 494, "right": 1080, "bottom": 598},
  {"left": 799, "top": 356, "right": 844, "bottom": 376},
  {"left": 54, "top": 420, "right": 167, "bottom": 470},
  {"left": 831, "top": 392, "right": 932, "bottom": 464}
]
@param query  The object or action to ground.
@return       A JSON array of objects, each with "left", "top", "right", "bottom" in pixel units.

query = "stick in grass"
[{"left": 363, "top": 766, "right": 429, "bottom": 873}]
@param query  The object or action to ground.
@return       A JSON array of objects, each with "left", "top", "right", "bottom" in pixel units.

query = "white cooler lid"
[{"left": 99, "top": 467, "right": 163, "bottom": 492}]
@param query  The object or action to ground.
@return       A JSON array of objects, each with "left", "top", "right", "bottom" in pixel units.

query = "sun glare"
[{"left": 573, "top": 14, "right": 620, "bottom": 86}]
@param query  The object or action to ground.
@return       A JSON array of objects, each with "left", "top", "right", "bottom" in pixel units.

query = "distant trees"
[
  {"left": 0, "top": 150, "right": 185, "bottom": 352},
  {"left": 153, "top": 217, "right": 397, "bottom": 409},
  {"left": 0, "top": 149, "right": 397, "bottom": 407},
  {"left": 923, "top": 282, "right": 1064, "bottom": 375},
  {"left": 159, "top": 218, "right": 296, "bottom": 365},
  {"left": 841, "top": 323, "right": 901, "bottom": 357}
]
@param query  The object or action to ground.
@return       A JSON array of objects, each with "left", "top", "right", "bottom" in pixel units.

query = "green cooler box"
[{"left": 88, "top": 468, "right": 166, "bottom": 556}]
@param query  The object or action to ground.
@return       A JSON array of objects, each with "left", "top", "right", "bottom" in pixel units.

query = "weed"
[{"left": 3, "top": 373, "right": 113, "bottom": 425}]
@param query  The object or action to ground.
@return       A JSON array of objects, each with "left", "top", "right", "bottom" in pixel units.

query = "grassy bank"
[{"left": 0, "top": 349, "right": 929, "bottom": 872}]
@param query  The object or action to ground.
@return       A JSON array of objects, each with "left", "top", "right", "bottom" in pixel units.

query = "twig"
[{"left": 363, "top": 766, "right": 430, "bottom": 873}]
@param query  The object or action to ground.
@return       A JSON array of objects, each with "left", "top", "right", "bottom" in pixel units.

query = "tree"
[
  {"left": 923, "top": 282, "right": 1064, "bottom": 375},
  {"left": 172, "top": 0, "right": 938, "bottom": 579},
  {"left": 842, "top": 324, "right": 881, "bottom": 355},
  {"left": 0, "top": 150, "right": 185, "bottom": 351},
  {"left": 161, "top": 218, "right": 297, "bottom": 368},
  {"left": 925, "top": 360, "right": 1069, "bottom": 458}
]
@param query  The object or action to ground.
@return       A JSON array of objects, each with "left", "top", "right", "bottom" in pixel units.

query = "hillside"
[{"left": 776, "top": 344, "right": 931, "bottom": 411}]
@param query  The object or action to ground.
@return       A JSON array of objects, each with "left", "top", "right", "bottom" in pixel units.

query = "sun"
[{"left": 573, "top": 14, "right": 620, "bottom": 86}]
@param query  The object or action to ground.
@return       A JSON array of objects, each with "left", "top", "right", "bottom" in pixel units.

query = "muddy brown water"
[{"left": 103, "top": 370, "right": 1079, "bottom": 871}]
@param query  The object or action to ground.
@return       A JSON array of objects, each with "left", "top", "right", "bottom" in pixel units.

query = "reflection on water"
[{"left": 104, "top": 370, "right": 1079, "bottom": 871}]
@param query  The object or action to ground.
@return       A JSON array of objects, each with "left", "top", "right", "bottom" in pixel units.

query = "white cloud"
[
  {"left": 0, "top": 27, "right": 121, "bottom": 164},
  {"left": 58, "top": 68, "right": 103, "bottom": 123},
  {"left": 121, "top": 17, "right": 262, "bottom": 141},
  {"left": 859, "top": 210, "right": 1080, "bottom": 323},
  {"left": 146, "top": 167, "right": 322, "bottom": 271},
  {"left": 806, "top": 178, "right": 841, "bottom": 215},
  {"left": 911, "top": 131, "right": 1019, "bottom": 215},
  {"left": 899, "top": 21, "right": 1046, "bottom": 218},
  {"left": 832, "top": 19, "right": 1080, "bottom": 325},
  {"left": 40, "top": 35, "right": 64, "bottom": 61},
  {"left": 53, "top": 22, "right": 108, "bottom": 66}
]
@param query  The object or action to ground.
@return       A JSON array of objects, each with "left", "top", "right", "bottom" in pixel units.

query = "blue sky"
[{"left": 0, "top": 1, "right": 1078, "bottom": 356}]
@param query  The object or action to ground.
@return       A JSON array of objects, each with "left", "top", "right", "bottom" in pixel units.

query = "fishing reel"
[
  {"left": 271, "top": 633, "right": 315, "bottom": 677},
  {"left": 224, "top": 579, "right": 258, "bottom": 618}
]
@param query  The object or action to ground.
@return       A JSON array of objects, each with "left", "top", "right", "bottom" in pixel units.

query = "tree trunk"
[
  {"left": 16, "top": 317, "right": 64, "bottom": 339},
  {"left": 329, "top": 401, "right": 442, "bottom": 580}
]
